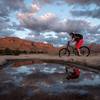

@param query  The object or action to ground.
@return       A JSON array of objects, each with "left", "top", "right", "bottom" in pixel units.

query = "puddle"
[{"left": 0, "top": 60, "right": 100, "bottom": 100}]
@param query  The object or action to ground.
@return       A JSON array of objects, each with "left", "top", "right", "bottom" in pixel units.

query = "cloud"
[
  {"left": 33, "top": 0, "right": 100, "bottom": 6},
  {"left": 32, "top": 0, "right": 55, "bottom": 5},
  {"left": 3, "top": 0, "right": 25, "bottom": 10},
  {"left": 0, "top": 0, "right": 25, "bottom": 22},
  {"left": 21, "top": 4, "right": 40, "bottom": 15},
  {"left": 0, "top": 17, "right": 15, "bottom": 37},
  {"left": 0, "top": 0, "right": 25, "bottom": 18},
  {"left": 0, "top": 18, "right": 9, "bottom": 29},
  {"left": 26, "top": 31, "right": 64, "bottom": 46},
  {"left": 0, "top": 0, "right": 26, "bottom": 37},
  {"left": 18, "top": 10, "right": 100, "bottom": 34},
  {"left": 0, "top": 0, "right": 41, "bottom": 38},
  {"left": 64, "top": 0, "right": 100, "bottom": 6},
  {"left": 71, "top": 8, "right": 100, "bottom": 19},
  {"left": 32, "top": 0, "right": 100, "bottom": 6},
  {"left": 31, "top": 4, "right": 40, "bottom": 13},
  {"left": 17, "top": 12, "right": 60, "bottom": 32},
  {"left": 17, "top": 4, "right": 40, "bottom": 25},
  {"left": 25, "top": 32, "right": 45, "bottom": 42},
  {"left": 0, "top": 4, "right": 10, "bottom": 17},
  {"left": 0, "top": 30, "right": 14, "bottom": 37},
  {"left": 17, "top": 2, "right": 100, "bottom": 37},
  {"left": 65, "top": 20, "right": 91, "bottom": 33}
]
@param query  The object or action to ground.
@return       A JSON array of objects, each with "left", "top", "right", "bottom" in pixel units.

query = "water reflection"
[
  {"left": 2, "top": 61, "right": 100, "bottom": 86},
  {"left": 0, "top": 60, "right": 100, "bottom": 99}
]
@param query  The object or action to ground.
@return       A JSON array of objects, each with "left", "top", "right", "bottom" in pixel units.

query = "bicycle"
[{"left": 59, "top": 41, "right": 90, "bottom": 57}]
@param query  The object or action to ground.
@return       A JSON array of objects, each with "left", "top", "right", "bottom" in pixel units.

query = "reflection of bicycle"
[
  {"left": 65, "top": 67, "right": 80, "bottom": 80},
  {"left": 59, "top": 41, "right": 90, "bottom": 57}
]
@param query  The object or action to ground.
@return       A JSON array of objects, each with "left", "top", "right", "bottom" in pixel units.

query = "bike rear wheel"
[
  {"left": 80, "top": 46, "right": 90, "bottom": 56},
  {"left": 59, "top": 48, "right": 70, "bottom": 57}
]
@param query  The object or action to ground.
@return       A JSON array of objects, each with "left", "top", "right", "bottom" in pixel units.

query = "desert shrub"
[
  {"left": 13, "top": 50, "right": 21, "bottom": 55},
  {"left": 4, "top": 48, "right": 13, "bottom": 55},
  {"left": 29, "top": 51, "right": 34, "bottom": 54},
  {"left": 0, "top": 50, "right": 4, "bottom": 55},
  {"left": 21, "top": 50, "right": 28, "bottom": 54}
]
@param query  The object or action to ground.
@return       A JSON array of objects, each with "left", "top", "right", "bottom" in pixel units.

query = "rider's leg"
[
  {"left": 77, "top": 48, "right": 81, "bottom": 56},
  {"left": 76, "top": 39, "right": 84, "bottom": 56}
]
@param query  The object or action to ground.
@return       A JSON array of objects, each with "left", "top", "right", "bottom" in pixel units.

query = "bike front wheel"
[
  {"left": 59, "top": 48, "right": 70, "bottom": 57},
  {"left": 80, "top": 46, "right": 90, "bottom": 56}
]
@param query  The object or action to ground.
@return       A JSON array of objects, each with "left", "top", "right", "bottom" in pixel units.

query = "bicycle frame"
[
  {"left": 66, "top": 41, "right": 78, "bottom": 55},
  {"left": 66, "top": 41, "right": 70, "bottom": 49}
]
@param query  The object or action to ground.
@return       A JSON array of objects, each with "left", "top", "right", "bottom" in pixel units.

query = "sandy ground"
[{"left": 0, "top": 54, "right": 100, "bottom": 70}]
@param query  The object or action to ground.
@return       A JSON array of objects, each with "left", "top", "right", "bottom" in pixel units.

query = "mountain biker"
[
  {"left": 66, "top": 67, "right": 80, "bottom": 80},
  {"left": 69, "top": 32, "right": 84, "bottom": 56}
]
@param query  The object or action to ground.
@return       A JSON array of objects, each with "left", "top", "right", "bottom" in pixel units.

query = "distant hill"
[
  {"left": 0, "top": 37, "right": 58, "bottom": 55},
  {"left": 0, "top": 37, "right": 99, "bottom": 55}
]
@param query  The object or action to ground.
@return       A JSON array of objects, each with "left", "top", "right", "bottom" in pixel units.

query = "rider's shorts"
[{"left": 76, "top": 39, "right": 84, "bottom": 49}]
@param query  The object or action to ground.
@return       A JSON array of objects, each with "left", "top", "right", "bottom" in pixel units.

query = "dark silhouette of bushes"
[
  {"left": 4, "top": 48, "right": 12, "bottom": 55},
  {"left": 0, "top": 48, "right": 12, "bottom": 55},
  {"left": 12, "top": 50, "right": 21, "bottom": 55},
  {"left": 21, "top": 50, "right": 28, "bottom": 54},
  {"left": 0, "top": 48, "right": 49, "bottom": 55},
  {"left": 0, "top": 48, "right": 24, "bottom": 55}
]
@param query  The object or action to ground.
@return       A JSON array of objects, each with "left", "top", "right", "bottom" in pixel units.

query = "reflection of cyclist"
[
  {"left": 66, "top": 67, "right": 80, "bottom": 80},
  {"left": 69, "top": 32, "right": 84, "bottom": 56}
]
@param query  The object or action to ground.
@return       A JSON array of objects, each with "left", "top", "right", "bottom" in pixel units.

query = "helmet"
[{"left": 69, "top": 32, "right": 75, "bottom": 36}]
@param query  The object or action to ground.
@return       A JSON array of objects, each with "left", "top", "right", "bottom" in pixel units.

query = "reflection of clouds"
[
  {"left": 78, "top": 71, "right": 100, "bottom": 86},
  {"left": 15, "top": 66, "right": 33, "bottom": 75},
  {"left": 40, "top": 67, "right": 57, "bottom": 74},
  {"left": 95, "top": 75, "right": 100, "bottom": 79},
  {"left": 31, "top": 63, "right": 65, "bottom": 74},
  {"left": 4, "top": 62, "right": 100, "bottom": 88},
  {"left": 83, "top": 73, "right": 94, "bottom": 80},
  {"left": 79, "top": 78, "right": 100, "bottom": 86},
  {"left": 37, "top": 81, "right": 65, "bottom": 94}
]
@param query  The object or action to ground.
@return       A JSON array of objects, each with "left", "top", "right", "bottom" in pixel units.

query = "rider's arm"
[
  {"left": 68, "top": 35, "right": 75, "bottom": 42},
  {"left": 70, "top": 37, "right": 75, "bottom": 42}
]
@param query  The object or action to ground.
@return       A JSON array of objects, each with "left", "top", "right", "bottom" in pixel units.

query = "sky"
[{"left": 0, "top": 0, "right": 100, "bottom": 46}]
